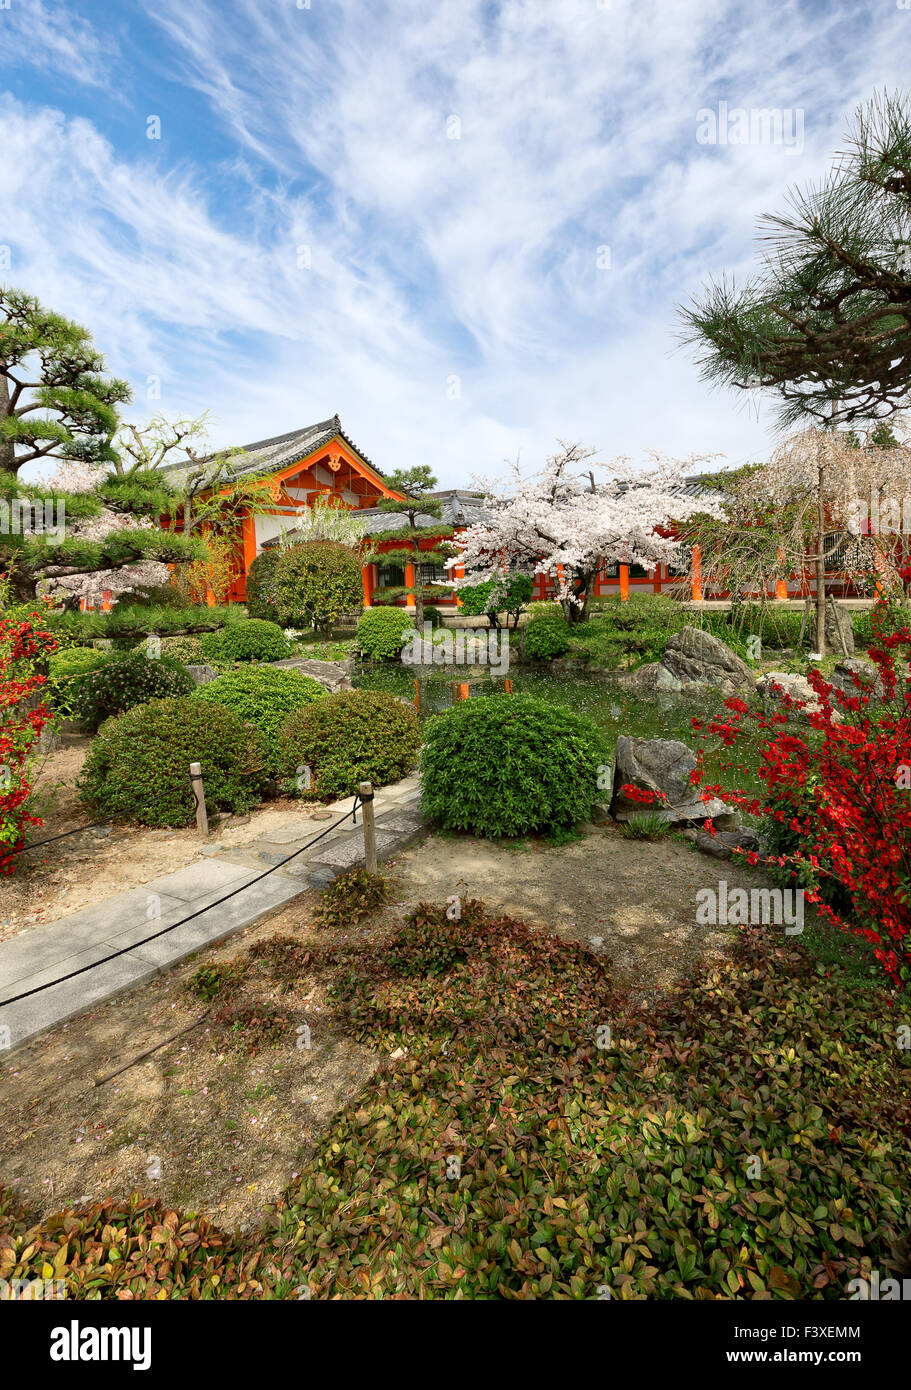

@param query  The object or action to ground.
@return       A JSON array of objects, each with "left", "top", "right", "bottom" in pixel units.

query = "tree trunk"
[
  {"left": 815, "top": 461, "right": 827, "bottom": 655},
  {"left": 412, "top": 546, "right": 424, "bottom": 633},
  {"left": 0, "top": 368, "right": 17, "bottom": 474}
]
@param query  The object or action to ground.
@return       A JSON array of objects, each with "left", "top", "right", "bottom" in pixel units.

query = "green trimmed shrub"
[
  {"left": 279, "top": 689, "right": 421, "bottom": 801},
  {"left": 200, "top": 618, "right": 291, "bottom": 664},
  {"left": 70, "top": 650, "right": 194, "bottom": 731},
  {"left": 47, "top": 646, "right": 111, "bottom": 717},
  {"left": 192, "top": 665, "right": 326, "bottom": 771},
  {"left": 524, "top": 612, "right": 572, "bottom": 659},
  {"left": 158, "top": 634, "right": 206, "bottom": 664},
  {"left": 422, "top": 605, "right": 444, "bottom": 629},
  {"left": 245, "top": 549, "right": 283, "bottom": 624},
  {"left": 357, "top": 606, "right": 415, "bottom": 660},
  {"left": 420, "top": 694, "right": 605, "bottom": 837},
  {"left": 273, "top": 541, "right": 363, "bottom": 633},
  {"left": 77, "top": 696, "right": 266, "bottom": 827}
]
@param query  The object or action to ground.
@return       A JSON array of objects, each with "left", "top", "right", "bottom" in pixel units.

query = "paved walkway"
[{"left": 0, "top": 776, "right": 425, "bottom": 1053}]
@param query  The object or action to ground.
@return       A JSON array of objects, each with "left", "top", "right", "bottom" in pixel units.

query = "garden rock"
[
  {"left": 825, "top": 600, "right": 855, "bottom": 656},
  {"left": 826, "top": 657, "right": 883, "bottom": 699},
  {"left": 659, "top": 626, "right": 757, "bottom": 695},
  {"left": 694, "top": 826, "right": 763, "bottom": 861},
  {"left": 609, "top": 735, "right": 732, "bottom": 824},
  {"left": 270, "top": 657, "right": 351, "bottom": 691},
  {"left": 186, "top": 664, "right": 219, "bottom": 686},
  {"left": 621, "top": 626, "right": 756, "bottom": 698}
]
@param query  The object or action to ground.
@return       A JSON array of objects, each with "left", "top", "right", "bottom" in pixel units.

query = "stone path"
[{"left": 0, "top": 776, "right": 425, "bottom": 1052}]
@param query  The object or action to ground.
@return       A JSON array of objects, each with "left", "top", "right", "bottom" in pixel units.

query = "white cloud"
[
  {"left": 0, "top": 0, "right": 119, "bottom": 88},
  {"left": 2, "top": 0, "right": 909, "bottom": 486}
]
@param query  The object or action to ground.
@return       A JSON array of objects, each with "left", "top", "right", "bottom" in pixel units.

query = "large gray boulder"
[
  {"left": 621, "top": 626, "right": 756, "bottom": 698},
  {"left": 660, "top": 626, "right": 757, "bottom": 696},
  {"left": 609, "top": 735, "right": 732, "bottom": 824}
]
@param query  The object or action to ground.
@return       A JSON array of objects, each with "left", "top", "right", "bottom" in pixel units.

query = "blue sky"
[{"left": 1, "top": 0, "right": 908, "bottom": 486}]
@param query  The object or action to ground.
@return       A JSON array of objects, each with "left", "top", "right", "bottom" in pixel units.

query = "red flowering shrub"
[
  {"left": 0, "top": 611, "right": 58, "bottom": 871},
  {"left": 690, "top": 603, "right": 911, "bottom": 987}
]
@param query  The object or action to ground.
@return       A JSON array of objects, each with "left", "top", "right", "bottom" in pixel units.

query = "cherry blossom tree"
[{"left": 454, "top": 442, "right": 726, "bottom": 623}]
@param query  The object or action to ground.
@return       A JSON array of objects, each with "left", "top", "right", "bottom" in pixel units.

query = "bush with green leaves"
[
  {"left": 244, "top": 548, "right": 283, "bottom": 623},
  {"left": 356, "top": 605, "right": 415, "bottom": 660},
  {"left": 46, "top": 646, "right": 109, "bottom": 714},
  {"left": 200, "top": 618, "right": 291, "bottom": 664},
  {"left": 420, "top": 693, "right": 605, "bottom": 837},
  {"left": 279, "top": 688, "right": 420, "bottom": 801},
  {"left": 158, "top": 634, "right": 206, "bottom": 665},
  {"left": 524, "top": 611, "right": 572, "bottom": 659},
  {"left": 77, "top": 696, "right": 265, "bottom": 827},
  {"left": 192, "top": 665, "right": 326, "bottom": 771},
  {"left": 457, "top": 573, "right": 533, "bottom": 628},
  {"left": 69, "top": 649, "right": 194, "bottom": 731},
  {"left": 273, "top": 541, "right": 363, "bottom": 633}
]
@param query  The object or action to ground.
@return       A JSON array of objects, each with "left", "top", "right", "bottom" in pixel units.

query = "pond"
[{"left": 350, "top": 661, "right": 763, "bottom": 795}]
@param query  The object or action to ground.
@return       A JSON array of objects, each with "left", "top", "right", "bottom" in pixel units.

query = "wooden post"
[
  {"left": 359, "top": 781, "right": 377, "bottom": 873},
  {"left": 189, "top": 762, "right": 208, "bottom": 836},
  {"left": 619, "top": 564, "right": 630, "bottom": 602}
]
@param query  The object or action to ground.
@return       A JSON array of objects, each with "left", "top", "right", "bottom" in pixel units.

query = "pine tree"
[
  {"left": 680, "top": 91, "right": 911, "bottom": 429},
  {"left": 369, "top": 466, "right": 455, "bottom": 632},
  {"left": 0, "top": 286, "right": 131, "bottom": 474},
  {"left": 0, "top": 288, "right": 201, "bottom": 604}
]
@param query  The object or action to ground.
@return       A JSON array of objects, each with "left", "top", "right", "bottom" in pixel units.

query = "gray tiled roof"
[
  {"left": 358, "top": 489, "right": 491, "bottom": 535},
  {"left": 159, "top": 416, "right": 384, "bottom": 485}
]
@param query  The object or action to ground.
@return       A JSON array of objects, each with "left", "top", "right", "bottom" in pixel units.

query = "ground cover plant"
[{"left": 2, "top": 899, "right": 908, "bottom": 1299}]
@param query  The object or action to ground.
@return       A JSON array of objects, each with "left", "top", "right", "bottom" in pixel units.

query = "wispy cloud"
[
  {"left": 2, "top": 0, "right": 909, "bottom": 483},
  {"left": 1, "top": 0, "right": 119, "bottom": 88}
]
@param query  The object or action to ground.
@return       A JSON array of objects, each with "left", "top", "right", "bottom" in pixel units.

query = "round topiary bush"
[
  {"left": 192, "top": 665, "right": 326, "bottom": 771},
  {"left": 524, "top": 612, "right": 572, "bottom": 659},
  {"left": 420, "top": 694, "right": 605, "bottom": 837},
  {"left": 200, "top": 618, "right": 291, "bottom": 664},
  {"left": 245, "top": 549, "right": 283, "bottom": 624},
  {"left": 273, "top": 540, "right": 363, "bottom": 634},
  {"left": 158, "top": 634, "right": 206, "bottom": 664},
  {"left": 77, "top": 696, "right": 266, "bottom": 827},
  {"left": 357, "top": 606, "right": 415, "bottom": 660},
  {"left": 278, "top": 689, "right": 421, "bottom": 801},
  {"left": 69, "top": 650, "right": 194, "bottom": 731}
]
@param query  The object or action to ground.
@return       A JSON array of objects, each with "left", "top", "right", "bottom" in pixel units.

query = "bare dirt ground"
[
  {"left": 0, "top": 890, "right": 379, "bottom": 1229},
  {"left": 379, "top": 823, "right": 793, "bottom": 995},
  {"left": 0, "top": 735, "right": 328, "bottom": 944}
]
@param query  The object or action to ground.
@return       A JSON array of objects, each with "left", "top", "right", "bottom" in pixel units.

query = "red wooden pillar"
[
  {"left": 691, "top": 545, "right": 703, "bottom": 602},
  {"left": 619, "top": 564, "right": 630, "bottom": 601}
]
